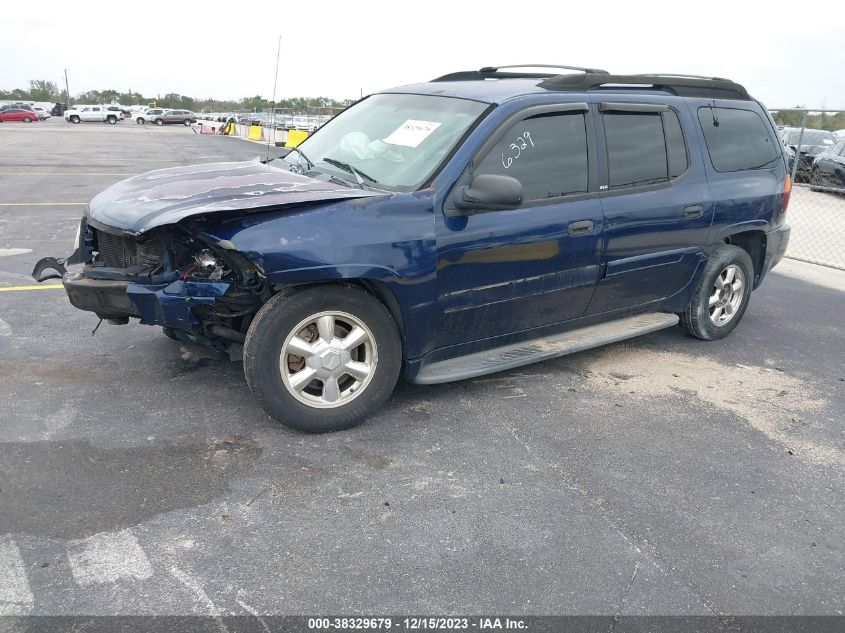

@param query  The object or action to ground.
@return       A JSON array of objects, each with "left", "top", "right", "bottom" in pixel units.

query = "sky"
[{"left": 2, "top": 0, "right": 844, "bottom": 109}]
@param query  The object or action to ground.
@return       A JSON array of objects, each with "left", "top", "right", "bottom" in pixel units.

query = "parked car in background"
[
  {"left": 33, "top": 65, "right": 791, "bottom": 432},
  {"left": 780, "top": 127, "right": 837, "bottom": 181},
  {"left": 51, "top": 103, "right": 68, "bottom": 117},
  {"left": 810, "top": 139, "right": 845, "bottom": 191},
  {"left": 0, "top": 103, "right": 36, "bottom": 113},
  {"left": 106, "top": 106, "right": 126, "bottom": 120},
  {"left": 32, "top": 106, "right": 51, "bottom": 120},
  {"left": 0, "top": 108, "right": 39, "bottom": 123},
  {"left": 135, "top": 108, "right": 159, "bottom": 124},
  {"left": 64, "top": 105, "right": 121, "bottom": 124},
  {"left": 148, "top": 109, "right": 197, "bottom": 126}
]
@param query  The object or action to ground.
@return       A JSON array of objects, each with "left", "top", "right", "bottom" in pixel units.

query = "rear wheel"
[
  {"left": 680, "top": 245, "right": 754, "bottom": 340},
  {"left": 70, "top": 115, "right": 80, "bottom": 124},
  {"left": 243, "top": 286, "right": 402, "bottom": 432},
  {"left": 155, "top": 118, "right": 164, "bottom": 126}
]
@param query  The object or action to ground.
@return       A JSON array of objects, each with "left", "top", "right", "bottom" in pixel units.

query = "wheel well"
[
  {"left": 724, "top": 231, "right": 766, "bottom": 286},
  {"left": 347, "top": 279, "right": 406, "bottom": 348}
]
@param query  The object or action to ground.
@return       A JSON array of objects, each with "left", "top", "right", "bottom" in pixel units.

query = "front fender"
[{"left": 200, "top": 194, "right": 440, "bottom": 360}]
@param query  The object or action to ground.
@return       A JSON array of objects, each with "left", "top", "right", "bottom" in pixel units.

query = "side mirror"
[{"left": 452, "top": 174, "right": 523, "bottom": 214}]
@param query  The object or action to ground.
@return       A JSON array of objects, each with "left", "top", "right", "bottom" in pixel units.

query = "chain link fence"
[{"left": 770, "top": 108, "right": 845, "bottom": 270}]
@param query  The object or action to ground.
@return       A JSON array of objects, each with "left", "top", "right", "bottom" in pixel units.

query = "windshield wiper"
[
  {"left": 279, "top": 146, "right": 314, "bottom": 171},
  {"left": 321, "top": 157, "right": 379, "bottom": 189}
]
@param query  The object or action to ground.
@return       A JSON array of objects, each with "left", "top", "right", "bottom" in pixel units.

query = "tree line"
[
  {"left": 770, "top": 110, "right": 845, "bottom": 132},
  {"left": 0, "top": 80, "right": 354, "bottom": 112}
]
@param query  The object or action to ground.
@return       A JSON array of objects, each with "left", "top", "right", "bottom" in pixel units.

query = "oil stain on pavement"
[{"left": 0, "top": 436, "right": 261, "bottom": 540}]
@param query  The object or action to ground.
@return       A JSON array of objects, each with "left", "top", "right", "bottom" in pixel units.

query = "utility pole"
[{"left": 63, "top": 69, "right": 70, "bottom": 104}]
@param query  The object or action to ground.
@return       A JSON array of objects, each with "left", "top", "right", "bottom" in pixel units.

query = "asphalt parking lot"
[{"left": 1, "top": 118, "right": 844, "bottom": 618}]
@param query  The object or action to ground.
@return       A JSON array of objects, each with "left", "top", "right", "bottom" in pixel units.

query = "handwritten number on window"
[{"left": 500, "top": 131, "right": 535, "bottom": 169}]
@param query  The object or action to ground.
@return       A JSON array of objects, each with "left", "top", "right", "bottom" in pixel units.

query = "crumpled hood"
[{"left": 87, "top": 159, "right": 378, "bottom": 234}]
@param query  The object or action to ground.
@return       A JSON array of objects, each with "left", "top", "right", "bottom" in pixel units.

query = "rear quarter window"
[{"left": 697, "top": 107, "right": 780, "bottom": 172}]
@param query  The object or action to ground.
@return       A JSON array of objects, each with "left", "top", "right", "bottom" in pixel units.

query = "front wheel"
[
  {"left": 23, "top": 116, "right": 32, "bottom": 123},
  {"left": 183, "top": 119, "right": 192, "bottom": 126},
  {"left": 136, "top": 117, "right": 145, "bottom": 124},
  {"left": 679, "top": 245, "right": 754, "bottom": 340},
  {"left": 243, "top": 286, "right": 402, "bottom": 432}
]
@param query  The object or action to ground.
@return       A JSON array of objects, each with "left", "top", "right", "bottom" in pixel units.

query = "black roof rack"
[
  {"left": 540, "top": 73, "right": 750, "bottom": 100},
  {"left": 433, "top": 64, "right": 609, "bottom": 82},
  {"left": 431, "top": 66, "right": 751, "bottom": 101}
]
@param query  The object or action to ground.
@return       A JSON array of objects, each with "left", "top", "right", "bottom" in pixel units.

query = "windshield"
[
  {"left": 786, "top": 129, "right": 836, "bottom": 146},
  {"left": 282, "top": 93, "right": 488, "bottom": 191}
]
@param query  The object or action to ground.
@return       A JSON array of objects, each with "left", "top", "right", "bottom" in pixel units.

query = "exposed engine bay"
[{"left": 61, "top": 219, "right": 272, "bottom": 358}]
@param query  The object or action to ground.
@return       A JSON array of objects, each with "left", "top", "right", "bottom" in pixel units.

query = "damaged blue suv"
[{"left": 34, "top": 65, "right": 791, "bottom": 432}]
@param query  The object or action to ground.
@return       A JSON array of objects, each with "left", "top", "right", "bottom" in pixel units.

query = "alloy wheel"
[
  {"left": 708, "top": 264, "right": 745, "bottom": 326},
  {"left": 280, "top": 311, "right": 378, "bottom": 408}
]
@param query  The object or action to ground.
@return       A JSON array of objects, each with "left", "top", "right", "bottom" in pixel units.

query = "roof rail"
[
  {"left": 631, "top": 73, "right": 732, "bottom": 81},
  {"left": 538, "top": 73, "right": 751, "bottom": 101},
  {"left": 479, "top": 64, "right": 610, "bottom": 74},
  {"left": 432, "top": 64, "right": 609, "bottom": 82}
]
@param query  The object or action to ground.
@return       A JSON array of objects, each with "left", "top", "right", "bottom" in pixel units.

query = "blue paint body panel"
[
  {"left": 127, "top": 281, "right": 231, "bottom": 329},
  {"left": 54, "top": 80, "right": 791, "bottom": 383}
]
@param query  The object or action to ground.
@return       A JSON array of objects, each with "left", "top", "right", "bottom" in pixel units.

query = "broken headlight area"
[{"left": 57, "top": 224, "right": 270, "bottom": 356}]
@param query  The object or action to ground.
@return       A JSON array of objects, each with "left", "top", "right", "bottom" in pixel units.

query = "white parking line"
[
  {"left": 170, "top": 566, "right": 228, "bottom": 632},
  {"left": 0, "top": 536, "right": 34, "bottom": 615},
  {"left": 0, "top": 248, "right": 32, "bottom": 257},
  {"left": 66, "top": 529, "right": 153, "bottom": 586}
]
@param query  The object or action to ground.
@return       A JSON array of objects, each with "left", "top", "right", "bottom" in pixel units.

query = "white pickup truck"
[{"left": 64, "top": 105, "right": 122, "bottom": 125}]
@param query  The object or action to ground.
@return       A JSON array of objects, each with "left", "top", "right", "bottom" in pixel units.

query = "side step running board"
[{"left": 412, "top": 312, "right": 679, "bottom": 385}]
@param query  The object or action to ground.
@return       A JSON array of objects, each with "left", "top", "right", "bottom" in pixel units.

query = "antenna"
[{"left": 267, "top": 35, "right": 282, "bottom": 164}]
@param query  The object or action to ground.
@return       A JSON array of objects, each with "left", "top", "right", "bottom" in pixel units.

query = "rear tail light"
[{"left": 783, "top": 175, "right": 791, "bottom": 214}]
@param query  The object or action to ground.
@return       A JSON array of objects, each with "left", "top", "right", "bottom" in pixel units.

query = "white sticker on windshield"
[{"left": 384, "top": 120, "right": 442, "bottom": 148}]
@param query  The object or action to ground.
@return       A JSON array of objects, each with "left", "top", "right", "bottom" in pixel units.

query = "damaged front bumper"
[
  {"left": 33, "top": 215, "right": 265, "bottom": 360},
  {"left": 61, "top": 272, "right": 230, "bottom": 329},
  {"left": 33, "top": 215, "right": 232, "bottom": 333}
]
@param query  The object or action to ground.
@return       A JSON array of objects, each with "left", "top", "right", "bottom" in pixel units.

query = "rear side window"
[
  {"left": 697, "top": 107, "right": 779, "bottom": 172},
  {"left": 475, "top": 112, "right": 589, "bottom": 201},
  {"left": 602, "top": 109, "right": 688, "bottom": 189}
]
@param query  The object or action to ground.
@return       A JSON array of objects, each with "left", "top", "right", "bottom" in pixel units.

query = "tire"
[
  {"left": 136, "top": 117, "right": 145, "bottom": 125},
  {"left": 183, "top": 119, "right": 191, "bottom": 126},
  {"left": 162, "top": 327, "right": 181, "bottom": 342},
  {"left": 243, "top": 285, "right": 402, "bottom": 432},
  {"left": 155, "top": 118, "right": 164, "bottom": 126},
  {"left": 679, "top": 244, "right": 754, "bottom": 341},
  {"left": 23, "top": 117, "right": 32, "bottom": 123},
  {"left": 70, "top": 115, "right": 80, "bottom": 124},
  {"left": 106, "top": 116, "right": 117, "bottom": 125}
]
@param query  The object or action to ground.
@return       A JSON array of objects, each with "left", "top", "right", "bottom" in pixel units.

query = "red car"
[{"left": 0, "top": 108, "right": 39, "bottom": 123}]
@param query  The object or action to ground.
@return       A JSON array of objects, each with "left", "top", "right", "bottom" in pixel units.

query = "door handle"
[
  {"left": 567, "top": 220, "right": 594, "bottom": 236},
  {"left": 683, "top": 204, "right": 704, "bottom": 219}
]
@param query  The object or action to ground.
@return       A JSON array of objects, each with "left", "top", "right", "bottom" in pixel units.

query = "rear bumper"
[
  {"left": 62, "top": 272, "right": 229, "bottom": 331},
  {"left": 760, "top": 224, "right": 790, "bottom": 285}
]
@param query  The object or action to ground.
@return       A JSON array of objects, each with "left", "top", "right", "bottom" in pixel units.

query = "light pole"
[{"left": 63, "top": 69, "right": 70, "bottom": 104}]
